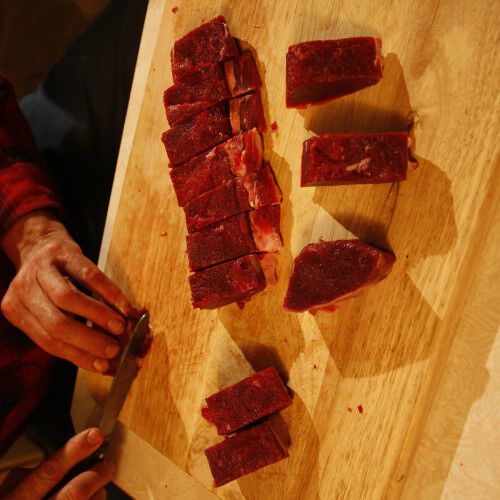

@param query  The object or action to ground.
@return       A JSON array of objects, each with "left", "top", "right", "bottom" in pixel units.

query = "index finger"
[
  {"left": 62, "top": 254, "right": 131, "bottom": 316},
  {"left": 13, "top": 429, "right": 104, "bottom": 498}
]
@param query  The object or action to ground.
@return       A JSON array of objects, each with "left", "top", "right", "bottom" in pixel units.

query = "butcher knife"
[{"left": 47, "top": 311, "right": 150, "bottom": 495}]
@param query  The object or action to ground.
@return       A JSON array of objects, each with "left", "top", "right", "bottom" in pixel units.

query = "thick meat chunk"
[
  {"left": 205, "top": 417, "right": 289, "bottom": 487},
  {"left": 202, "top": 367, "right": 292, "bottom": 435},
  {"left": 161, "top": 105, "right": 230, "bottom": 165},
  {"left": 224, "top": 51, "right": 262, "bottom": 97},
  {"left": 230, "top": 92, "right": 266, "bottom": 134},
  {"left": 170, "top": 130, "right": 263, "bottom": 206},
  {"left": 186, "top": 206, "right": 282, "bottom": 271},
  {"left": 183, "top": 165, "right": 282, "bottom": 233},
  {"left": 286, "top": 37, "right": 383, "bottom": 108},
  {"left": 189, "top": 255, "right": 267, "bottom": 309},
  {"left": 163, "top": 64, "right": 230, "bottom": 126},
  {"left": 301, "top": 132, "right": 409, "bottom": 186},
  {"left": 171, "top": 16, "right": 239, "bottom": 82},
  {"left": 284, "top": 239, "right": 395, "bottom": 313}
]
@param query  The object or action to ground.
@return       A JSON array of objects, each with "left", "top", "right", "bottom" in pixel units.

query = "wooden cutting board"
[{"left": 73, "top": 0, "right": 500, "bottom": 498}]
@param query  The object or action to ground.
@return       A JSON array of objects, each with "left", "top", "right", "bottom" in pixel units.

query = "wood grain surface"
[{"left": 72, "top": 0, "right": 500, "bottom": 498}]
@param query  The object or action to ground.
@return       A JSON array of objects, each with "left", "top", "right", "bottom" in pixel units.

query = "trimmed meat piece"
[
  {"left": 301, "top": 132, "right": 409, "bottom": 186},
  {"left": 284, "top": 239, "right": 395, "bottom": 313},
  {"left": 163, "top": 65, "right": 230, "bottom": 126},
  {"left": 230, "top": 92, "right": 266, "bottom": 134},
  {"left": 189, "top": 255, "right": 267, "bottom": 309},
  {"left": 286, "top": 37, "right": 383, "bottom": 108},
  {"left": 205, "top": 417, "right": 290, "bottom": 487},
  {"left": 186, "top": 206, "right": 282, "bottom": 271},
  {"left": 224, "top": 51, "right": 262, "bottom": 97},
  {"left": 170, "top": 130, "right": 263, "bottom": 206},
  {"left": 171, "top": 16, "right": 239, "bottom": 82},
  {"left": 201, "top": 367, "right": 292, "bottom": 435},
  {"left": 183, "top": 165, "right": 282, "bottom": 233},
  {"left": 161, "top": 105, "right": 230, "bottom": 165}
]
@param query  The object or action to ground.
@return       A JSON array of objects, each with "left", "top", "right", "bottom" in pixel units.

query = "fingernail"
[
  {"left": 105, "top": 343, "right": 120, "bottom": 359},
  {"left": 93, "top": 358, "right": 109, "bottom": 372},
  {"left": 108, "top": 318, "right": 125, "bottom": 334},
  {"left": 87, "top": 428, "right": 104, "bottom": 445}
]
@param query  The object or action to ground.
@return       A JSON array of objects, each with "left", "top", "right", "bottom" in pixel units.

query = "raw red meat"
[
  {"left": 201, "top": 367, "right": 292, "bottom": 435},
  {"left": 170, "top": 130, "right": 263, "bottom": 206},
  {"left": 163, "top": 64, "right": 230, "bottom": 126},
  {"left": 183, "top": 165, "right": 282, "bottom": 233},
  {"left": 286, "top": 37, "right": 383, "bottom": 108},
  {"left": 283, "top": 239, "right": 395, "bottom": 313},
  {"left": 230, "top": 92, "right": 266, "bottom": 134},
  {"left": 171, "top": 16, "right": 239, "bottom": 82},
  {"left": 186, "top": 206, "right": 282, "bottom": 271},
  {"left": 224, "top": 51, "right": 262, "bottom": 97},
  {"left": 301, "top": 132, "right": 409, "bottom": 186},
  {"left": 189, "top": 255, "right": 267, "bottom": 309},
  {"left": 161, "top": 105, "right": 230, "bottom": 165},
  {"left": 205, "top": 417, "right": 289, "bottom": 487}
]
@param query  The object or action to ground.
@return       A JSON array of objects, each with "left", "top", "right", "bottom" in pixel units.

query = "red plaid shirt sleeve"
[
  {"left": 0, "top": 75, "right": 61, "bottom": 456},
  {"left": 0, "top": 74, "right": 62, "bottom": 233}
]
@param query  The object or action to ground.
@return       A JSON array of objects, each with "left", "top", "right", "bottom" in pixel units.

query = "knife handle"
[{"left": 44, "top": 440, "right": 109, "bottom": 499}]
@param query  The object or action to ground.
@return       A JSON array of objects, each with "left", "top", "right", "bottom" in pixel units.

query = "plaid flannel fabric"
[{"left": 0, "top": 75, "right": 62, "bottom": 456}]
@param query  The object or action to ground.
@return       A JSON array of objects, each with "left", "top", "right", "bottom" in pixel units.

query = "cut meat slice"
[
  {"left": 186, "top": 205, "right": 282, "bottom": 271},
  {"left": 284, "top": 239, "right": 395, "bottom": 313},
  {"left": 230, "top": 92, "right": 266, "bottom": 134},
  {"left": 189, "top": 255, "right": 267, "bottom": 309},
  {"left": 170, "top": 130, "right": 263, "bottom": 207},
  {"left": 202, "top": 367, "right": 292, "bottom": 435},
  {"left": 171, "top": 16, "right": 239, "bottom": 82},
  {"left": 286, "top": 37, "right": 383, "bottom": 108},
  {"left": 162, "top": 105, "right": 230, "bottom": 166},
  {"left": 183, "top": 165, "right": 282, "bottom": 233},
  {"left": 163, "top": 64, "right": 230, "bottom": 126},
  {"left": 224, "top": 51, "right": 262, "bottom": 97},
  {"left": 301, "top": 132, "right": 409, "bottom": 186},
  {"left": 205, "top": 417, "right": 290, "bottom": 487}
]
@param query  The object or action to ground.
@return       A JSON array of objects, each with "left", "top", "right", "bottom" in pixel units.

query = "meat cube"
[
  {"left": 183, "top": 165, "right": 282, "bottom": 233},
  {"left": 301, "top": 132, "right": 409, "bottom": 186},
  {"left": 230, "top": 92, "right": 266, "bottom": 134},
  {"left": 205, "top": 417, "right": 289, "bottom": 487},
  {"left": 162, "top": 105, "right": 230, "bottom": 165},
  {"left": 171, "top": 16, "right": 239, "bottom": 82},
  {"left": 189, "top": 255, "right": 267, "bottom": 309},
  {"left": 224, "top": 51, "right": 262, "bottom": 97},
  {"left": 284, "top": 239, "right": 395, "bottom": 313},
  {"left": 286, "top": 37, "right": 383, "bottom": 108},
  {"left": 202, "top": 367, "right": 292, "bottom": 435},
  {"left": 170, "top": 130, "right": 263, "bottom": 207},
  {"left": 163, "top": 65, "right": 230, "bottom": 126},
  {"left": 186, "top": 206, "right": 282, "bottom": 271}
]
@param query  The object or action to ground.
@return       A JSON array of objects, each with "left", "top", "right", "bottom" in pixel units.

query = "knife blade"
[
  {"left": 99, "top": 310, "right": 150, "bottom": 437},
  {"left": 46, "top": 312, "right": 150, "bottom": 497}
]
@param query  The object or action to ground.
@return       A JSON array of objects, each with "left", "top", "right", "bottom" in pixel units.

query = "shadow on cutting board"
[{"left": 294, "top": 53, "right": 458, "bottom": 379}]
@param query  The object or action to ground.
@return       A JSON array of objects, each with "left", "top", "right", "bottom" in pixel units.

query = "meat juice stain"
[
  {"left": 160, "top": 231, "right": 168, "bottom": 237},
  {"left": 357, "top": 404, "right": 364, "bottom": 414},
  {"left": 270, "top": 121, "right": 279, "bottom": 133},
  {"left": 347, "top": 407, "right": 352, "bottom": 412},
  {"left": 171, "top": 6, "right": 178, "bottom": 13}
]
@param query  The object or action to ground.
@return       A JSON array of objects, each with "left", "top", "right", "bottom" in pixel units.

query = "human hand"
[
  {"left": 3, "top": 428, "right": 113, "bottom": 500},
  {"left": 1, "top": 211, "right": 131, "bottom": 372}
]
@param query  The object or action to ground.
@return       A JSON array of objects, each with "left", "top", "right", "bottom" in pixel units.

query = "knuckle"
[
  {"left": 1, "top": 293, "right": 13, "bottom": 318},
  {"left": 43, "top": 240, "right": 65, "bottom": 255},
  {"left": 80, "top": 265, "right": 100, "bottom": 283},
  {"left": 62, "top": 483, "right": 88, "bottom": 500},
  {"left": 34, "top": 456, "right": 65, "bottom": 484},
  {"left": 54, "top": 287, "right": 78, "bottom": 308}
]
